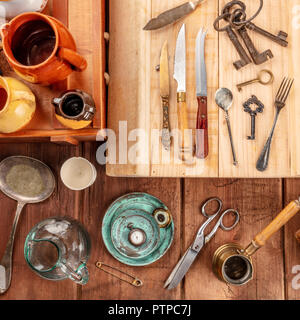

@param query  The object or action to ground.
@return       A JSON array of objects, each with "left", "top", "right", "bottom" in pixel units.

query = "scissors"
[{"left": 164, "top": 198, "right": 240, "bottom": 290}]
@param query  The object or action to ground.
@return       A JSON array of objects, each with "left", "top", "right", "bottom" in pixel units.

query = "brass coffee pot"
[{"left": 212, "top": 199, "right": 300, "bottom": 286}]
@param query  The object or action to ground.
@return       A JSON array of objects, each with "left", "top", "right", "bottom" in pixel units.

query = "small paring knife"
[{"left": 160, "top": 40, "right": 171, "bottom": 151}]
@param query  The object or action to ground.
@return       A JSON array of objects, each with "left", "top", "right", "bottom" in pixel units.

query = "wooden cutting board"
[{"left": 107, "top": 0, "right": 300, "bottom": 178}]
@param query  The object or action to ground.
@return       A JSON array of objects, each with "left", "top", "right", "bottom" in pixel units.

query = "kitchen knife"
[
  {"left": 195, "top": 28, "right": 208, "bottom": 159},
  {"left": 144, "top": 0, "right": 205, "bottom": 31},
  {"left": 160, "top": 40, "right": 171, "bottom": 151},
  {"left": 174, "top": 24, "right": 192, "bottom": 161}
]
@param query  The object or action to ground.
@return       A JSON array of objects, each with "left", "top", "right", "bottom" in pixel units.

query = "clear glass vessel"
[{"left": 24, "top": 216, "right": 91, "bottom": 285}]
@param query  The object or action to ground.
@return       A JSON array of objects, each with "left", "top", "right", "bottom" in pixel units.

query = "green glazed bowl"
[{"left": 102, "top": 192, "right": 174, "bottom": 266}]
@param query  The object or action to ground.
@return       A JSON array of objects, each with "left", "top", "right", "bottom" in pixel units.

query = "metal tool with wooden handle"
[
  {"left": 174, "top": 24, "right": 192, "bottom": 162},
  {"left": 160, "top": 41, "right": 171, "bottom": 151},
  {"left": 195, "top": 28, "right": 208, "bottom": 159},
  {"left": 143, "top": 0, "right": 206, "bottom": 31},
  {"left": 177, "top": 92, "right": 191, "bottom": 157},
  {"left": 213, "top": 199, "right": 300, "bottom": 286},
  {"left": 244, "top": 199, "right": 300, "bottom": 256}
]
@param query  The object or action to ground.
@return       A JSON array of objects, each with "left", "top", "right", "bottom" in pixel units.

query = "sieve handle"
[
  {"left": 245, "top": 200, "right": 300, "bottom": 256},
  {"left": 0, "top": 202, "right": 25, "bottom": 295}
]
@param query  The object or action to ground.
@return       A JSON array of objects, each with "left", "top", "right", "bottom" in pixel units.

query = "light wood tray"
[
  {"left": 107, "top": 0, "right": 299, "bottom": 178},
  {"left": 0, "top": 0, "right": 106, "bottom": 145}
]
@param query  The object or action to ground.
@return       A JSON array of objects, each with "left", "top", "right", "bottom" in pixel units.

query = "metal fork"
[{"left": 256, "top": 77, "right": 294, "bottom": 172}]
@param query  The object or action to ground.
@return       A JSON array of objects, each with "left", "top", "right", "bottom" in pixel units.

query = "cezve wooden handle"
[{"left": 254, "top": 200, "right": 300, "bottom": 248}]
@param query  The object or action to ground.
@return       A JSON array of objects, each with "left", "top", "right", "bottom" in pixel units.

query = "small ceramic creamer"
[
  {"left": 52, "top": 90, "right": 95, "bottom": 130},
  {"left": 0, "top": 76, "right": 36, "bottom": 133}
]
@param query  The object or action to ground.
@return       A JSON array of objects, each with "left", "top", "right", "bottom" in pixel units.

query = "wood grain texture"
[
  {"left": 0, "top": 143, "right": 298, "bottom": 300},
  {"left": 183, "top": 178, "right": 285, "bottom": 300},
  {"left": 283, "top": 179, "right": 300, "bottom": 300},
  {"left": 0, "top": 143, "right": 80, "bottom": 300},
  {"left": 80, "top": 143, "right": 182, "bottom": 300},
  {"left": 107, "top": 0, "right": 298, "bottom": 177},
  {"left": 0, "top": 0, "right": 106, "bottom": 143}
]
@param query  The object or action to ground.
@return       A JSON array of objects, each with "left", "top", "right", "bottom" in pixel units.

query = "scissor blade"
[{"left": 164, "top": 247, "right": 198, "bottom": 290}]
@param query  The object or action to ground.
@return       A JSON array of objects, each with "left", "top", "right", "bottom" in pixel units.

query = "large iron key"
[
  {"left": 237, "top": 26, "right": 273, "bottom": 65},
  {"left": 214, "top": 13, "right": 252, "bottom": 70},
  {"left": 231, "top": 9, "right": 274, "bottom": 65},
  {"left": 245, "top": 23, "right": 288, "bottom": 47}
]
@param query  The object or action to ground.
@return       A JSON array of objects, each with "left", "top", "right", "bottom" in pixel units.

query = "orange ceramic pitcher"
[{"left": 0, "top": 12, "right": 87, "bottom": 85}]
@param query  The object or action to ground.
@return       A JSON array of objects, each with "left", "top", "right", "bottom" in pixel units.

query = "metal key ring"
[
  {"left": 257, "top": 69, "right": 274, "bottom": 85},
  {"left": 222, "top": 0, "right": 263, "bottom": 26},
  {"left": 213, "top": 12, "right": 234, "bottom": 32},
  {"left": 229, "top": 9, "right": 247, "bottom": 30},
  {"left": 222, "top": 0, "right": 246, "bottom": 19},
  {"left": 202, "top": 198, "right": 223, "bottom": 218},
  {"left": 219, "top": 209, "right": 240, "bottom": 231}
]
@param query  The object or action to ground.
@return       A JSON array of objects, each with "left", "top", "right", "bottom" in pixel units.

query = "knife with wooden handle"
[
  {"left": 195, "top": 28, "right": 208, "bottom": 159},
  {"left": 174, "top": 24, "right": 192, "bottom": 161},
  {"left": 160, "top": 41, "right": 171, "bottom": 151},
  {"left": 143, "top": 0, "right": 206, "bottom": 31}
]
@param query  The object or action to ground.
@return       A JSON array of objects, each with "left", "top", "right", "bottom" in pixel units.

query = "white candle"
[{"left": 60, "top": 157, "right": 97, "bottom": 191}]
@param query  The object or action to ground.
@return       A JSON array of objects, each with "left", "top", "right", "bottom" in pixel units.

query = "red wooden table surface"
[{"left": 0, "top": 142, "right": 299, "bottom": 300}]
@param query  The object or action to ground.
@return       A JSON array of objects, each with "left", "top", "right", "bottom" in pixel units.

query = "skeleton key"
[
  {"left": 245, "top": 23, "right": 288, "bottom": 47},
  {"left": 231, "top": 9, "right": 274, "bottom": 65},
  {"left": 237, "top": 69, "right": 274, "bottom": 91},
  {"left": 214, "top": 13, "right": 251, "bottom": 70},
  {"left": 243, "top": 95, "right": 264, "bottom": 140}
]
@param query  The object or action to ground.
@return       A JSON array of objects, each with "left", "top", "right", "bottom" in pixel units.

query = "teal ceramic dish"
[{"left": 102, "top": 192, "right": 174, "bottom": 266}]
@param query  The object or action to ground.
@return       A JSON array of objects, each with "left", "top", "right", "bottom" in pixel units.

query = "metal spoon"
[
  {"left": 0, "top": 156, "right": 55, "bottom": 294},
  {"left": 215, "top": 88, "right": 238, "bottom": 166}
]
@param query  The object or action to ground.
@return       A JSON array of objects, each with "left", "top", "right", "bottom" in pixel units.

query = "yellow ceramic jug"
[{"left": 0, "top": 76, "right": 36, "bottom": 133}]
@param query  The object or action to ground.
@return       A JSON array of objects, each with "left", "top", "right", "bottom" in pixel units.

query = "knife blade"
[
  {"left": 174, "top": 24, "right": 192, "bottom": 161},
  {"left": 195, "top": 28, "right": 209, "bottom": 159},
  {"left": 160, "top": 41, "right": 171, "bottom": 151},
  {"left": 143, "top": 0, "right": 205, "bottom": 31}
]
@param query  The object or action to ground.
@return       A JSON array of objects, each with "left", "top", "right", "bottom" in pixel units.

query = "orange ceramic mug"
[{"left": 0, "top": 12, "right": 87, "bottom": 85}]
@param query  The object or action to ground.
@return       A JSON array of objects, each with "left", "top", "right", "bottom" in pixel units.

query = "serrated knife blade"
[{"left": 196, "top": 28, "right": 207, "bottom": 97}]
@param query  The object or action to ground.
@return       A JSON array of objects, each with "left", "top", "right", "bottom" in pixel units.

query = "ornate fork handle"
[{"left": 256, "top": 107, "right": 281, "bottom": 172}]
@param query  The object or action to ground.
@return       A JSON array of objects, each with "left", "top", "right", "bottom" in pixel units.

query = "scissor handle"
[
  {"left": 218, "top": 209, "right": 240, "bottom": 231},
  {"left": 202, "top": 198, "right": 223, "bottom": 218}
]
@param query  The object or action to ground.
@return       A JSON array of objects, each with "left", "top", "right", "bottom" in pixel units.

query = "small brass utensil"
[
  {"left": 213, "top": 199, "right": 300, "bottom": 286},
  {"left": 95, "top": 262, "right": 143, "bottom": 287},
  {"left": 237, "top": 70, "right": 274, "bottom": 92}
]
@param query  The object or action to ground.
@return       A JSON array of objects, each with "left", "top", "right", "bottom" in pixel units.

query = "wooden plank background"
[
  {"left": 0, "top": 0, "right": 300, "bottom": 301},
  {"left": 107, "top": 0, "right": 300, "bottom": 178},
  {"left": 0, "top": 142, "right": 300, "bottom": 300}
]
